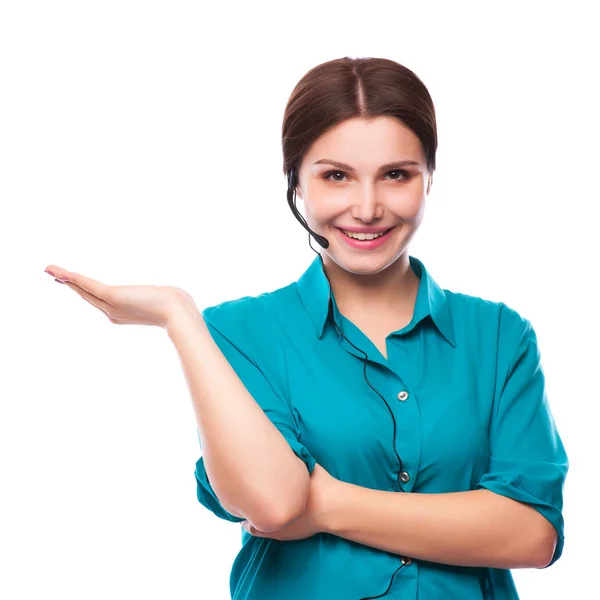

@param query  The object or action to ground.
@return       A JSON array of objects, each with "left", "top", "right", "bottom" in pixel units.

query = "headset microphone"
[{"left": 287, "top": 167, "right": 330, "bottom": 249}]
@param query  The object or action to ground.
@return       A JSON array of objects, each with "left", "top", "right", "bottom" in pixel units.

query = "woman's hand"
[
  {"left": 241, "top": 463, "right": 341, "bottom": 541},
  {"left": 44, "top": 265, "right": 195, "bottom": 329}
]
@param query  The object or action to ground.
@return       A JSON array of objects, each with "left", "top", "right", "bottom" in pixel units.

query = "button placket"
[{"left": 393, "top": 386, "right": 412, "bottom": 490}]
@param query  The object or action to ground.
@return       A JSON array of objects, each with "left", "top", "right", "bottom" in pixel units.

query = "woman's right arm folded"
[{"left": 167, "top": 301, "right": 316, "bottom": 532}]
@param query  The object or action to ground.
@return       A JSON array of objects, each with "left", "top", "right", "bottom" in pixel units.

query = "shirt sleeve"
[
  {"left": 193, "top": 304, "right": 317, "bottom": 523},
  {"left": 475, "top": 316, "right": 569, "bottom": 568}
]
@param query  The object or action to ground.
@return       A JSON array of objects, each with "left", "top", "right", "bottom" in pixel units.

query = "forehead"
[{"left": 304, "top": 116, "right": 425, "bottom": 166}]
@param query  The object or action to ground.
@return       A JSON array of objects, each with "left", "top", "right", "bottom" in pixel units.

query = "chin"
[{"left": 330, "top": 252, "right": 398, "bottom": 275}]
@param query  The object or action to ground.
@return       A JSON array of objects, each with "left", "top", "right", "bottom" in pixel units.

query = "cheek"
[
  {"left": 390, "top": 180, "right": 427, "bottom": 218},
  {"left": 396, "top": 194, "right": 425, "bottom": 220},
  {"left": 303, "top": 193, "right": 346, "bottom": 222}
]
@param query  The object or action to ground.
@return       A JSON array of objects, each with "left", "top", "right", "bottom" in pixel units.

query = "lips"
[
  {"left": 337, "top": 227, "right": 394, "bottom": 234},
  {"left": 337, "top": 227, "right": 393, "bottom": 238},
  {"left": 335, "top": 226, "right": 396, "bottom": 250}
]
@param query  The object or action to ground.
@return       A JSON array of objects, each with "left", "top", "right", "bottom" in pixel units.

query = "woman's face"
[{"left": 296, "top": 116, "right": 432, "bottom": 275}]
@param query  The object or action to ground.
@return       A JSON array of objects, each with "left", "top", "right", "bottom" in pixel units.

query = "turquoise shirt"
[{"left": 194, "top": 254, "right": 568, "bottom": 600}]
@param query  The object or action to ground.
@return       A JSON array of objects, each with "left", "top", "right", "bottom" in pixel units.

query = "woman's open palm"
[{"left": 44, "top": 265, "right": 194, "bottom": 329}]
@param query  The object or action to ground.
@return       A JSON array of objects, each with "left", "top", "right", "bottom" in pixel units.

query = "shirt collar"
[{"left": 295, "top": 254, "right": 457, "bottom": 348}]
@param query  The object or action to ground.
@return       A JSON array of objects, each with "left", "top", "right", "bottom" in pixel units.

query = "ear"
[{"left": 426, "top": 173, "right": 433, "bottom": 195}]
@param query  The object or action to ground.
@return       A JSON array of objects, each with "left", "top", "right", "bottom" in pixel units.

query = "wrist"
[
  {"left": 165, "top": 300, "right": 206, "bottom": 339},
  {"left": 317, "top": 475, "right": 347, "bottom": 535}
]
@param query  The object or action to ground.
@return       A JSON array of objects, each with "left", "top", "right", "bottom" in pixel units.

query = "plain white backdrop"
[{"left": 1, "top": 1, "right": 597, "bottom": 598}]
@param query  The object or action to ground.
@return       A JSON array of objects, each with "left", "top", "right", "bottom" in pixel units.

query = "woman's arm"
[
  {"left": 318, "top": 315, "right": 563, "bottom": 570},
  {"left": 322, "top": 481, "right": 556, "bottom": 569},
  {"left": 167, "top": 303, "right": 310, "bottom": 532}
]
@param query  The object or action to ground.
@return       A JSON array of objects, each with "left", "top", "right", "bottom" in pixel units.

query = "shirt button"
[
  {"left": 401, "top": 557, "right": 412, "bottom": 566},
  {"left": 397, "top": 390, "right": 409, "bottom": 401},
  {"left": 400, "top": 471, "right": 410, "bottom": 483}
]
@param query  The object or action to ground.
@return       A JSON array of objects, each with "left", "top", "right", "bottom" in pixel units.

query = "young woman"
[{"left": 44, "top": 56, "right": 568, "bottom": 599}]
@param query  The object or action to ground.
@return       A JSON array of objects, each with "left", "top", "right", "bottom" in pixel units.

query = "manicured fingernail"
[{"left": 55, "top": 278, "right": 67, "bottom": 284}]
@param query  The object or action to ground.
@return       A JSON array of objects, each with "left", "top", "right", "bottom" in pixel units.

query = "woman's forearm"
[
  {"left": 323, "top": 481, "right": 555, "bottom": 569},
  {"left": 166, "top": 304, "right": 310, "bottom": 532}
]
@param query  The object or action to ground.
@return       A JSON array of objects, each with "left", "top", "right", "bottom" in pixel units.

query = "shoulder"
[
  {"left": 444, "top": 288, "right": 534, "bottom": 349},
  {"left": 200, "top": 283, "right": 296, "bottom": 354},
  {"left": 202, "top": 283, "right": 294, "bottom": 326},
  {"left": 444, "top": 290, "right": 540, "bottom": 393}
]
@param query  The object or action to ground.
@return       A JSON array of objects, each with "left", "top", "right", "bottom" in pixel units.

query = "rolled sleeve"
[
  {"left": 193, "top": 304, "right": 317, "bottom": 523},
  {"left": 475, "top": 317, "right": 568, "bottom": 568}
]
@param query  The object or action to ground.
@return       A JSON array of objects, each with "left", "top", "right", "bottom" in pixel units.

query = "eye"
[
  {"left": 322, "top": 170, "right": 348, "bottom": 182},
  {"left": 322, "top": 169, "right": 410, "bottom": 182},
  {"left": 387, "top": 169, "right": 409, "bottom": 181}
]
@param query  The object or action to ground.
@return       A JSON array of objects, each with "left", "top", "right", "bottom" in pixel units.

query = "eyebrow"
[{"left": 313, "top": 158, "right": 421, "bottom": 171}]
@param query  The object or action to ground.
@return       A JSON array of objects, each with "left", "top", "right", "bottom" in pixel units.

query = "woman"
[{"left": 44, "top": 56, "right": 568, "bottom": 599}]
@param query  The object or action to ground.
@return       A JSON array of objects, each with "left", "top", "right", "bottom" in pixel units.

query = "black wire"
[{"left": 286, "top": 167, "right": 408, "bottom": 599}]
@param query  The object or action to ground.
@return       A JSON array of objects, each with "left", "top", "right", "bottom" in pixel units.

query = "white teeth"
[{"left": 343, "top": 230, "right": 386, "bottom": 240}]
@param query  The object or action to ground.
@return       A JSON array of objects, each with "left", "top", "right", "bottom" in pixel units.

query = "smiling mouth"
[{"left": 337, "top": 227, "right": 395, "bottom": 239}]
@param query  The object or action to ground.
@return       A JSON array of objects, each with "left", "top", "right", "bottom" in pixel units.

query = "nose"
[{"left": 350, "top": 186, "right": 384, "bottom": 222}]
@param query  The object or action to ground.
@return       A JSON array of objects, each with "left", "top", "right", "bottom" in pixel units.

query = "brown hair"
[{"left": 281, "top": 56, "right": 438, "bottom": 182}]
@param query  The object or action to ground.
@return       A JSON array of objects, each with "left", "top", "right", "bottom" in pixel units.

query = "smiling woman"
[
  {"left": 45, "top": 54, "right": 568, "bottom": 600},
  {"left": 186, "top": 55, "right": 569, "bottom": 600}
]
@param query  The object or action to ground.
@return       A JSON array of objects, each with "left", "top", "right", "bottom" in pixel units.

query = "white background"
[{"left": 1, "top": 1, "right": 597, "bottom": 598}]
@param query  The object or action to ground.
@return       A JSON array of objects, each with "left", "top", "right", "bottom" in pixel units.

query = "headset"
[{"left": 287, "top": 166, "right": 408, "bottom": 599}]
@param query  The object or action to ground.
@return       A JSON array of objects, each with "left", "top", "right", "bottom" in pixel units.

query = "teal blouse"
[{"left": 194, "top": 254, "right": 568, "bottom": 600}]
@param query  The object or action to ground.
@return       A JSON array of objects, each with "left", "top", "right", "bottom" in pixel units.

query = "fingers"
[
  {"left": 62, "top": 280, "right": 115, "bottom": 317},
  {"left": 46, "top": 266, "right": 114, "bottom": 306},
  {"left": 62, "top": 272, "right": 112, "bottom": 303}
]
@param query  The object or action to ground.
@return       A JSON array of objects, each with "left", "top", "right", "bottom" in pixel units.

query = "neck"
[{"left": 321, "top": 252, "right": 419, "bottom": 317}]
